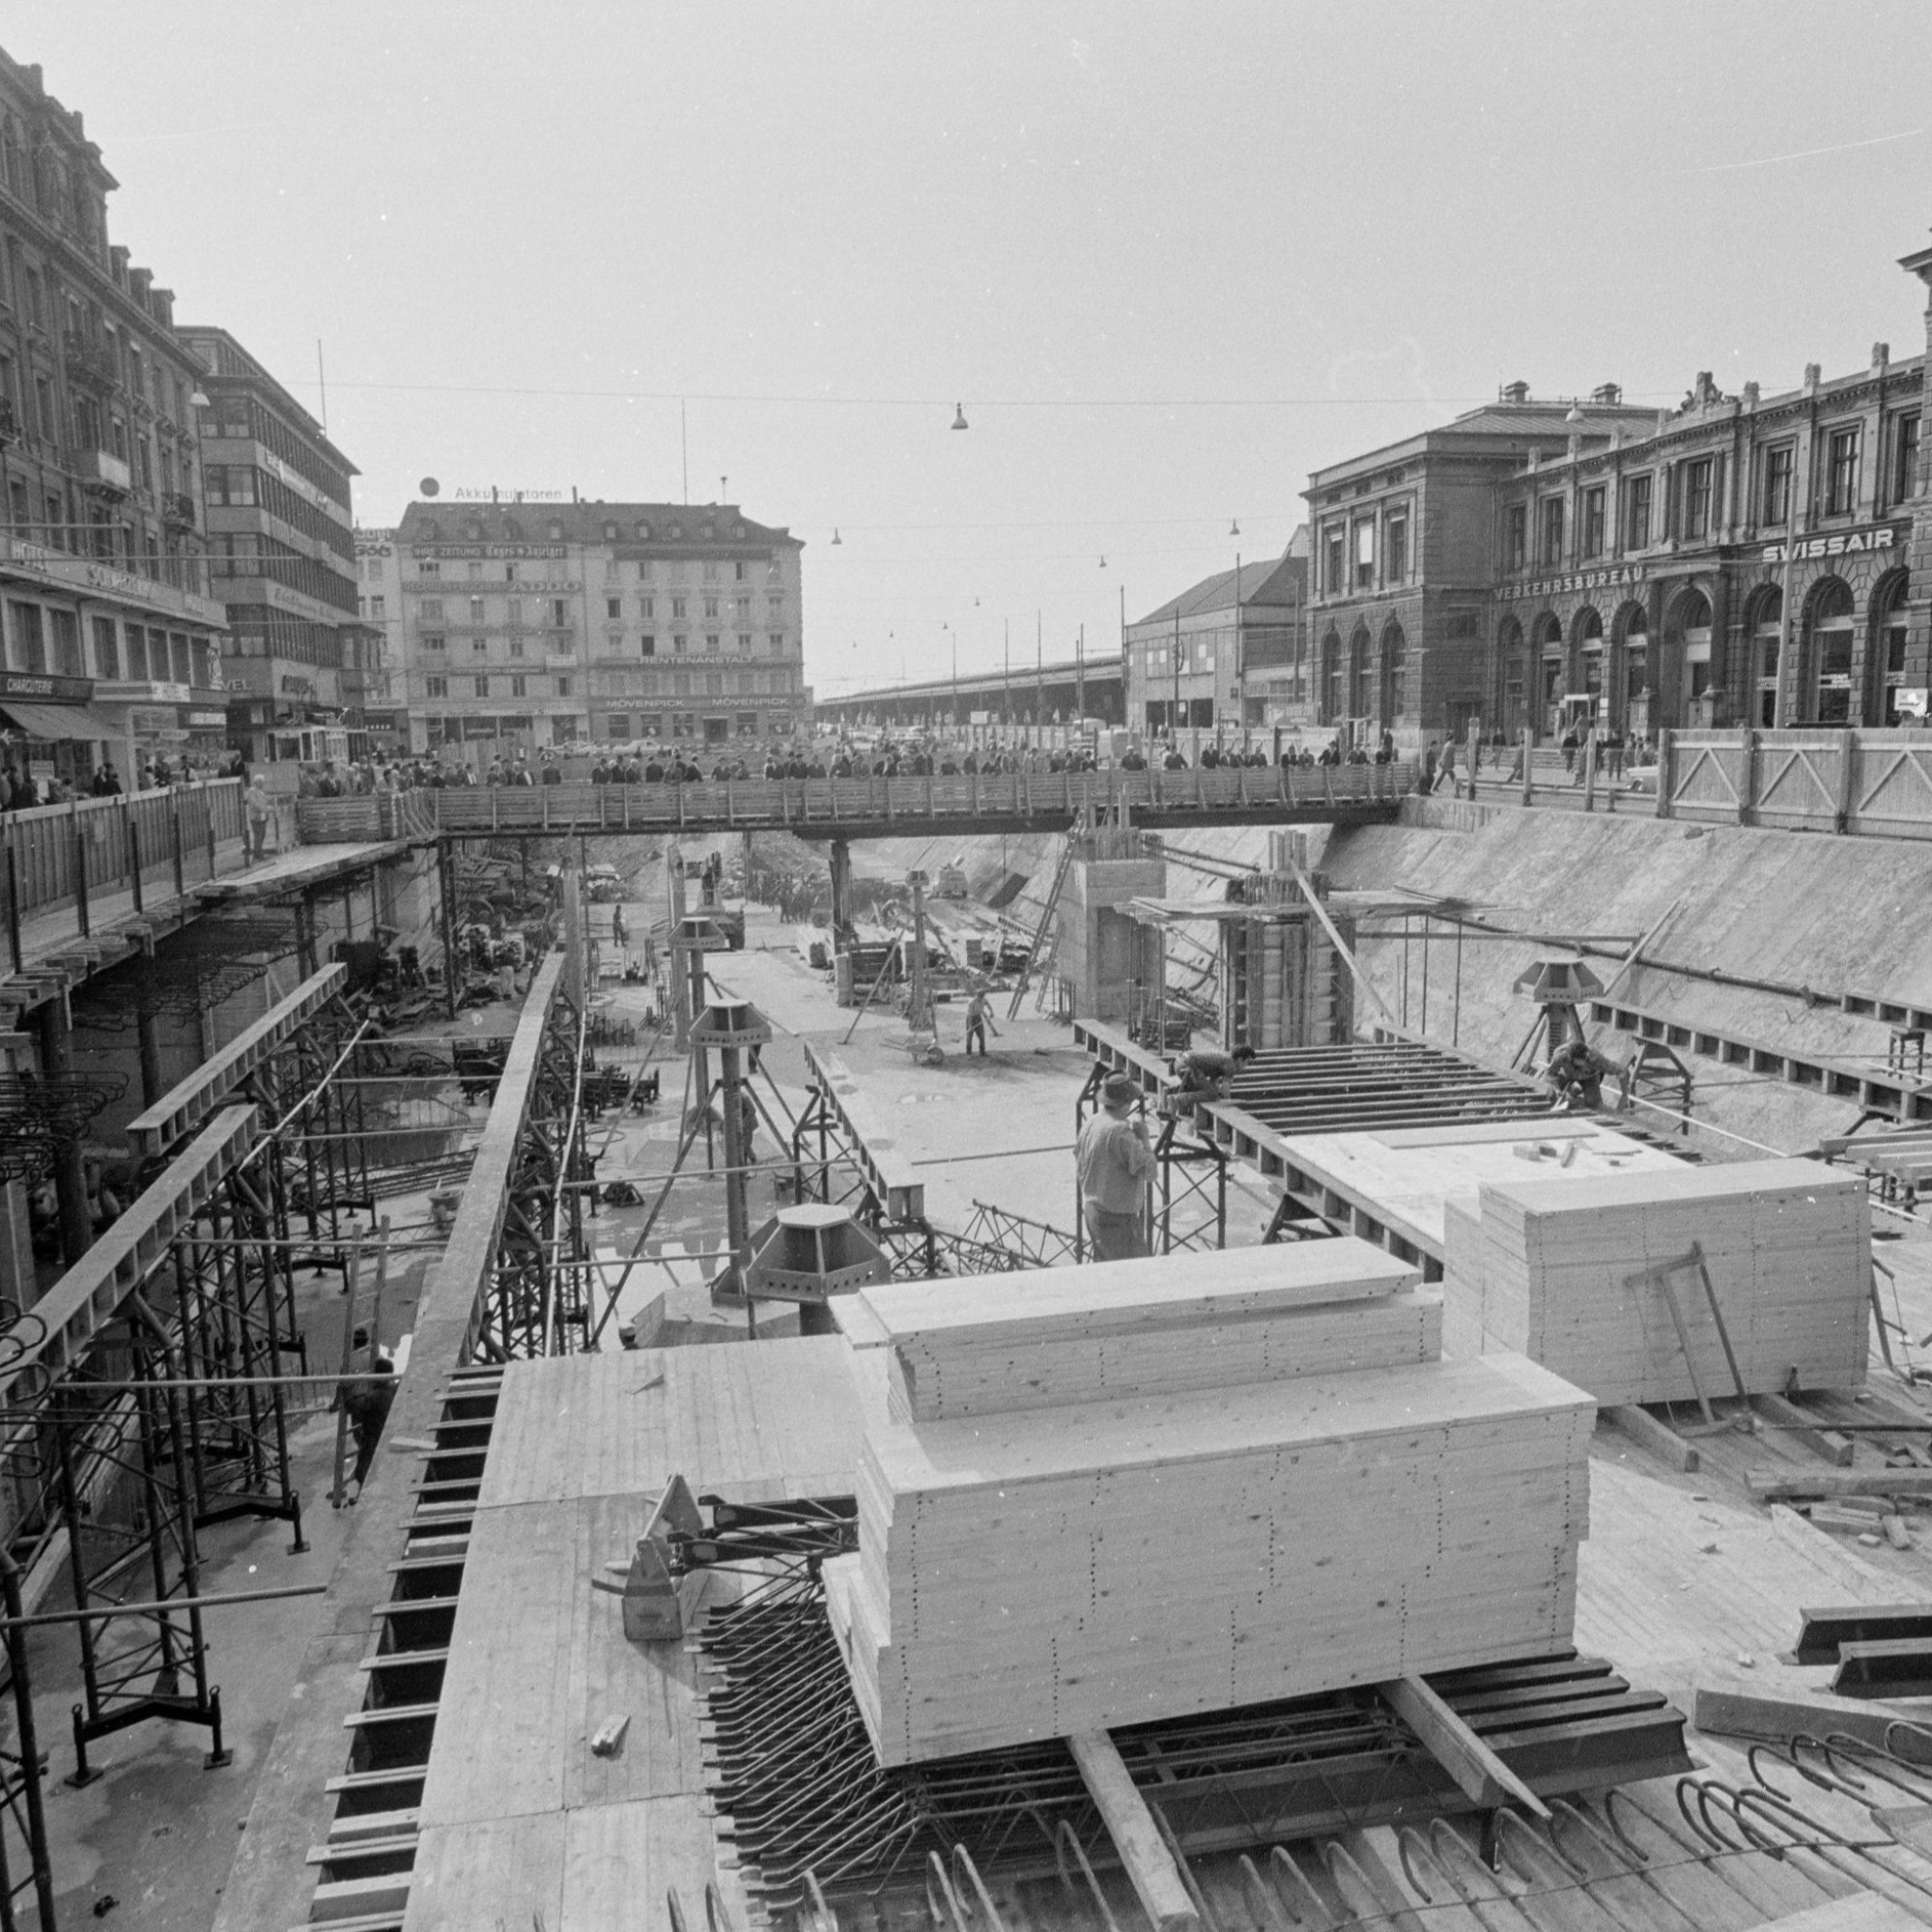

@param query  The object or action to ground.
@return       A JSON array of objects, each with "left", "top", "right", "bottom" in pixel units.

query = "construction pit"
[{"left": 12, "top": 791, "right": 1932, "bottom": 1932}]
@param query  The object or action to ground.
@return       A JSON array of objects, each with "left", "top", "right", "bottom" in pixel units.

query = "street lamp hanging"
[{"left": 952, "top": 404, "right": 969, "bottom": 431}]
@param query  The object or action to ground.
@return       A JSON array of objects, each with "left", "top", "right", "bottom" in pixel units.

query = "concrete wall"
[{"left": 1324, "top": 798, "right": 1932, "bottom": 1151}]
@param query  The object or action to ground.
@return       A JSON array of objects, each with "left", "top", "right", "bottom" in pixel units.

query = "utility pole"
[
  {"left": 1003, "top": 620, "right": 1011, "bottom": 744},
  {"left": 1234, "top": 552, "right": 1242, "bottom": 753},
  {"left": 1172, "top": 597, "right": 1181, "bottom": 752}
]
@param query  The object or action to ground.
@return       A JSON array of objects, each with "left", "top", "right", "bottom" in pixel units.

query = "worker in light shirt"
[{"left": 1076, "top": 1073, "right": 1154, "bottom": 1262}]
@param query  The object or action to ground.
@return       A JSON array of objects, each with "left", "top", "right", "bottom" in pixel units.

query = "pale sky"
[{"left": 23, "top": 2, "right": 1932, "bottom": 696}]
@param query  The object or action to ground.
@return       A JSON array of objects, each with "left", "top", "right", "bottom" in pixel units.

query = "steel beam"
[
  {"left": 800, "top": 1041, "right": 924, "bottom": 1222},
  {"left": 0, "top": 1105, "right": 259, "bottom": 1408},
  {"left": 127, "top": 964, "right": 349, "bottom": 1157}
]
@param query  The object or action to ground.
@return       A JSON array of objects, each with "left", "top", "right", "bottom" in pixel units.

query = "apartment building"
[
  {"left": 392, "top": 498, "right": 808, "bottom": 761},
  {"left": 0, "top": 45, "right": 227, "bottom": 783}
]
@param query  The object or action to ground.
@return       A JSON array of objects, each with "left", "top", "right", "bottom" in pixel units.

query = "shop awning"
[{"left": 0, "top": 701, "right": 121, "bottom": 741}]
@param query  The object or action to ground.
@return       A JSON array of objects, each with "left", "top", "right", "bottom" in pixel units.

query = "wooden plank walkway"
[{"left": 405, "top": 1339, "right": 884, "bottom": 1929}]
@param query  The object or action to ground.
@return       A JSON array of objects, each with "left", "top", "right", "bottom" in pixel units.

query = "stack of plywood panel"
[
  {"left": 1440, "top": 1156, "right": 1869, "bottom": 1405},
  {"left": 824, "top": 1239, "right": 1593, "bottom": 1766}
]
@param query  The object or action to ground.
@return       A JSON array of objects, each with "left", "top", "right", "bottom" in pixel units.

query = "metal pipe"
[{"left": 0, "top": 1581, "right": 328, "bottom": 1634}]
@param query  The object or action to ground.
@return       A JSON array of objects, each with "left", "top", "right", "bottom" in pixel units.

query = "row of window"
[
  {"left": 204, "top": 463, "right": 354, "bottom": 556},
  {"left": 416, "top": 631, "right": 790, "bottom": 659},
  {"left": 420, "top": 667, "right": 796, "bottom": 699},
  {"left": 412, "top": 592, "right": 785, "bottom": 623},
  {"left": 207, "top": 534, "right": 358, "bottom": 612},
  {"left": 1502, "top": 420, "right": 1918, "bottom": 571},
  {"left": 198, "top": 391, "right": 353, "bottom": 507},
  {"left": 0, "top": 346, "right": 193, "bottom": 498},
  {"left": 1319, "top": 412, "right": 1922, "bottom": 595},
  {"left": 5, "top": 595, "right": 212, "bottom": 684},
  {"left": 1321, "top": 511, "right": 1411, "bottom": 596},
  {"left": 0, "top": 233, "right": 197, "bottom": 428},
  {"left": 412, "top": 554, "right": 781, "bottom": 585}
]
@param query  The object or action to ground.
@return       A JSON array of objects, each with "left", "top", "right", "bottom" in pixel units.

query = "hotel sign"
[
  {"left": 1505, "top": 564, "right": 1643, "bottom": 602},
  {"left": 1761, "top": 524, "right": 1902, "bottom": 564}
]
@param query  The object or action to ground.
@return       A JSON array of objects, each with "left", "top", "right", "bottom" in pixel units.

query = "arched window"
[
  {"left": 1574, "top": 608, "right": 1605, "bottom": 721},
  {"left": 1531, "top": 612, "right": 1564, "bottom": 732},
  {"left": 1496, "top": 615, "right": 1525, "bottom": 741},
  {"left": 1321, "top": 630, "right": 1343, "bottom": 724},
  {"left": 1349, "top": 625, "right": 1372, "bottom": 720},
  {"left": 1378, "top": 621, "right": 1406, "bottom": 725},
  {"left": 1748, "top": 587, "right": 1782, "bottom": 727},
  {"left": 1667, "top": 587, "right": 1714, "bottom": 724},
  {"left": 1805, "top": 578, "right": 1855, "bottom": 724},
  {"left": 1871, "top": 573, "right": 1911, "bottom": 725}
]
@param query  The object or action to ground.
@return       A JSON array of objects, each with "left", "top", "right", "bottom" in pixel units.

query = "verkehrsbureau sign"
[{"left": 1504, "top": 564, "right": 1644, "bottom": 602}]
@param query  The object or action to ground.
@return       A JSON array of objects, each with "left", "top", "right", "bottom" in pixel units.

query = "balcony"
[
  {"left": 63, "top": 329, "right": 119, "bottom": 393},
  {"left": 75, "top": 448, "right": 131, "bottom": 499},
  {"left": 161, "top": 491, "right": 197, "bottom": 531}
]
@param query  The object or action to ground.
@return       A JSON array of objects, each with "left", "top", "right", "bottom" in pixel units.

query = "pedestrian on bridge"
[
  {"left": 245, "top": 774, "right": 274, "bottom": 861},
  {"left": 1077, "top": 1073, "right": 1154, "bottom": 1262}
]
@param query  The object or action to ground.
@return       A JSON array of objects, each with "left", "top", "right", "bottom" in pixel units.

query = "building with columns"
[
  {"left": 1304, "top": 237, "right": 1931, "bottom": 748},
  {"left": 392, "top": 497, "right": 808, "bottom": 762}
]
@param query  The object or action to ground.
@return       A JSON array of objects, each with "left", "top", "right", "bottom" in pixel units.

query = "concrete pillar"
[
  {"left": 134, "top": 946, "right": 163, "bottom": 1109},
  {"left": 295, "top": 898, "right": 319, "bottom": 978},
  {"left": 0, "top": 1034, "right": 39, "bottom": 1310},
  {"left": 35, "top": 1001, "right": 92, "bottom": 1266},
  {"left": 827, "top": 838, "right": 852, "bottom": 942}
]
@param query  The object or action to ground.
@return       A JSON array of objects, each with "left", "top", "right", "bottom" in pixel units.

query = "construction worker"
[
  {"left": 1077, "top": 1073, "right": 1154, "bottom": 1262},
  {"left": 1170, "top": 1043, "right": 1256, "bottom": 1102},
  {"left": 1546, "top": 1037, "right": 1621, "bottom": 1112},
  {"left": 963, "top": 986, "right": 997, "bottom": 1057},
  {"left": 336, "top": 1356, "right": 396, "bottom": 1504}
]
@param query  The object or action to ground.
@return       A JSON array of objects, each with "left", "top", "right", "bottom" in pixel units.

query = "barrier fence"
[
  {"left": 1660, "top": 728, "right": 1932, "bottom": 838},
  {"left": 296, "top": 759, "right": 1418, "bottom": 841},
  {"left": 1, "top": 779, "right": 244, "bottom": 963}
]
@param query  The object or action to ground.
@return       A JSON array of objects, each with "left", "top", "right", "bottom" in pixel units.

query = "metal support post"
[
  {"left": 71, "top": 802, "right": 89, "bottom": 938},
  {"left": 436, "top": 837, "right": 460, "bottom": 1019},
  {"left": 36, "top": 999, "right": 92, "bottom": 1265},
  {"left": 828, "top": 837, "right": 852, "bottom": 943}
]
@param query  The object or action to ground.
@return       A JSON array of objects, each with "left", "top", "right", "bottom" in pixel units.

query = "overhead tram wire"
[{"left": 322, "top": 376, "right": 1689, "bottom": 410}]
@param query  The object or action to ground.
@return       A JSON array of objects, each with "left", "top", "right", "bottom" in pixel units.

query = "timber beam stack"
[
  {"left": 825, "top": 1239, "right": 1594, "bottom": 1767},
  {"left": 1440, "top": 1156, "right": 1870, "bottom": 1405}
]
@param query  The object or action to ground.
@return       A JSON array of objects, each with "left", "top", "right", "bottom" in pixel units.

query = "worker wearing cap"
[
  {"left": 1546, "top": 1037, "right": 1621, "bottom": 1112},
  {"left": 1077, "top": 1073, "right": 1154, "bottom": 1262}
]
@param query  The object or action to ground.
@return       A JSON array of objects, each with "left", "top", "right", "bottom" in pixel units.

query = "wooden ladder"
[{"left": 1007, "top": 838, "right": 1075, "bottom": 1020}]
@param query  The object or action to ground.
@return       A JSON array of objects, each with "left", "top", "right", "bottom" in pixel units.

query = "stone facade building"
[
  {"left": 0, "top": 46, "right": 227, "bottom": 783},
  {"left": 392, "top": 498, "right": 808, "bottom": 761},
  {"left": 1305, "top": 238, "right": 1932, "bottom": 747}
]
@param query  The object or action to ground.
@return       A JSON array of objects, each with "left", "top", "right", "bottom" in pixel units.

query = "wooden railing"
[
  {"left": 1659, "top": 729, "right": 1932, "bottom": 839},
  {"left": 296, "top": 760, "right": 1417, "bottom": 841},
  {"left": 1, "top": 779, "right": 244, "bottom": 965}
]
